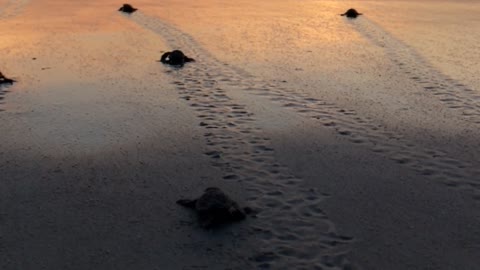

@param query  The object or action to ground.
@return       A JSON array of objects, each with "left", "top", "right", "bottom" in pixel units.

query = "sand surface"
[{"left": 1, "top": 0, "right": 479, "bottom": 269}]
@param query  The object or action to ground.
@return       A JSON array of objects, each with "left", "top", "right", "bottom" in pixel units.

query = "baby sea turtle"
[
  {"left": 118, "top": 4, "right": 137, "bottom": 14},
  {"left": 341, "top": 8, "right": 362, "bottom": 18},
  {"left": 159, "top": 50, "right": 195, "bottom": 67},
  {"left": 0, "top": 71, "right": 15, "bottom": 85},
  {"left": 177, "top": 187, "right": 249, "bottom": 228}
]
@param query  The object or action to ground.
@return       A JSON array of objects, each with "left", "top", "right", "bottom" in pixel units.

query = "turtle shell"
[
  {"left": 195, "top": 187, "right": 246, "bottom": 228},
  {"left": 342, "top": 8, "right": 362, "bottom": 18},
  {"left": 167, "top": 50, "right": 187, "bottom": 66},
  {"left": 119, "top": 4, "right": 137, "bottom": 13}
]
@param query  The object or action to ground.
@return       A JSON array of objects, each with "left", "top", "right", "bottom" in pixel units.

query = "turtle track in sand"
[
  {"left": 0, "top": 0, "right": 31, "bottom": 20},
  {"left": 0, "top": 85, "right": 7, "bottom": 111},
  {"left": 124, "top": 9, "right": 480, "bottom": 267},
  {"left": 241, "top": 80, "right": 480, "bottom": 199},
  {"left": 129, "top": 13, "right": 480, "bottom": 200},
  {"left": 126, "top": 12, "right": 357, "bottom": 270},
  {"left": 351, "top": 18, "right": 480, "bottom": 125}
]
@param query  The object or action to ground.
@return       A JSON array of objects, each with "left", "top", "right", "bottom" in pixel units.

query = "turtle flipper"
[
  {"left": 0, "top": 72, "right": 15, "bottom": 84},
  {"left": 176, "top": 199, "right": 197, "bottom": 208},
  {"left": 184, "top": 56, "right": 195, "bottom": 63},
  {"left": 2, "top": 78, "right": 15, "bottom": 84}
]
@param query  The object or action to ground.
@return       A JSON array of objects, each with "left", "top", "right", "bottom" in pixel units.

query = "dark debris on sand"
[
  {"left": 159, "top": 50, "right": 195, "bottom": 67},
  {"left": 118, "top": 3, "right": 137, "bottom": 14},
  {"left": 341, "top": 8, "right": 362, "bottom": 18},
  {"left": 177, "top": 187, "right": 251, "bottom": 229}
]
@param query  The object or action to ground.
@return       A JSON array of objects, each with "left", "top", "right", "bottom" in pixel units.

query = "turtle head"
[{"left": 176, "top": 199, "right": 197, "bottom": 208}]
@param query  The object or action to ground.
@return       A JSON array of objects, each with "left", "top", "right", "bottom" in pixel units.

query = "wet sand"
[{"left": 1, "top": 0, "right": 480, "bottom": 269}]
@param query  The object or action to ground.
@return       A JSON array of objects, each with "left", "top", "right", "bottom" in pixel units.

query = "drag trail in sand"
[
  {"left": 125, "top": 4, "right": 480, "bottom": 268},
  {"left": 352, "top": 18, "right": 480, "bottom": 125},
  {"left": 129, "top": 12, "right": 357, "bottom": 269},
  {"left": 128, "top": 5, "right": 480, "bottom": 201},
  {"left": 1, "top": 0, "right": 480, "bottom": 269},
  {"left": 0, "top": 0, "right": 30, "bottom": 20},
  {"left": 0, "top": 1, "right": 252, "bottom": 269}
]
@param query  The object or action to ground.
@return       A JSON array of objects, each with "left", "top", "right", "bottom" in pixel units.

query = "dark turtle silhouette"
[
  {"left": 341, "top": 8, "right": 362, "bottom": 18},
  {"left": 159, "top": 50, "right": 195, "bottom": 67},
  {"left": 118, "top": 4, "right": 137, "bottom": 13},
  {"left": 177, "top": 187, "right": 249, "bottom": 228},
  {"left": 0, "top": 71, "right": 15, "bottom": 85}
]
